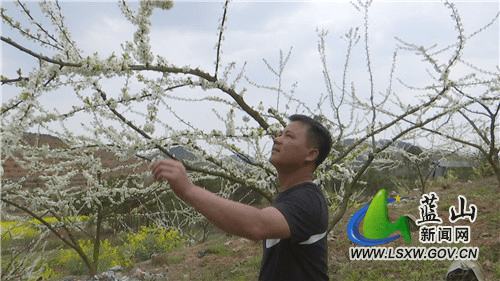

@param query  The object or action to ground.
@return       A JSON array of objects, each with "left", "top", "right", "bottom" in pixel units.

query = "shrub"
[
  {"left": 360, "top": 168, "right": 397, "bottom": 197},
  {"left": 473, "top": 160, "right": 495, "bottom": 178},
  {"left": 39, "top": 264, "right": 62, "bottom": 281},
  {"left": 126, "top": 225, "right": 185, "bottom": 262},
  {"left": 56, "top": 239, "right": 132, "bottom": 275},
  {"left": 1, "top": 221, "right": 40, "bottom": 242},
  {"left": 1, "top": 216, "right": 91, "bottom": 243},
  {"left": 436, "top": 169, "right": 458, "bottom": 190}
]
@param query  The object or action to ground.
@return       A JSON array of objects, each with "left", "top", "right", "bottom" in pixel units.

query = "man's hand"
[{"left": 151, "top": 159, "right": 193, "bottom": 198}]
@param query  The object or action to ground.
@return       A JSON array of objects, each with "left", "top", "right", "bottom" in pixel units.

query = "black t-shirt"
[{"left": 259, "top": 182, "right": 329, "bottom": 281}]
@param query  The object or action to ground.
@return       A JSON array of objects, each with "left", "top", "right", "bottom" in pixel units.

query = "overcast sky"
[{"left": 2, "top": 0, "right": 499, "bottom": 142}]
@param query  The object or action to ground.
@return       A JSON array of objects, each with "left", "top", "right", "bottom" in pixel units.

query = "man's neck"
[{"left": 277, "top": 167, "right": 314, "bottom": 192}]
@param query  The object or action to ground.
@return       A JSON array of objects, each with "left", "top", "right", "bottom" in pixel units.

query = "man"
[{"left": 151, "top": 114, "right": 332, "bottom": 280}]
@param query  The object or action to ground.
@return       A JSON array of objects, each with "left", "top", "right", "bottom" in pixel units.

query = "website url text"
[{"left": 349, "top": 246, "right": 479, "bottom": 261}]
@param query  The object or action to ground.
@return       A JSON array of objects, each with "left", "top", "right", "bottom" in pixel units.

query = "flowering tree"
[
  {"left": 416, "top": 88, "right": 500, "bottom": 187},
  {"left": 1, "top": 0, "right": 498, "bottom": 277},
  {"left": 393, "top": 3, "right": 500, "bottom": 187}
]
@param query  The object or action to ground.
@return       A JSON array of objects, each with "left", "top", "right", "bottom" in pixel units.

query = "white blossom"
[{"left": 143, "top": 122, "right": 155, "bottom": 134}]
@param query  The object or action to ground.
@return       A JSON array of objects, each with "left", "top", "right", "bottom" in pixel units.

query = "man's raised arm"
[{"left": 151, "top": 159, "right": 290, "bottom": 241}]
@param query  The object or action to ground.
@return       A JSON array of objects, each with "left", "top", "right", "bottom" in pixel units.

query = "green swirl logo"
[{"left": 347, "top": 189, "right": 412, "bottom": 246}]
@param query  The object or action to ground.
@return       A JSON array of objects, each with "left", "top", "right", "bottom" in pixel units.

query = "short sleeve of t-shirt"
[
  {"left": 273, "top": 182, "right": 328, "bottom": 244},
  {"left": 259, "top": 182, "right": 329, "bottom": 281}
]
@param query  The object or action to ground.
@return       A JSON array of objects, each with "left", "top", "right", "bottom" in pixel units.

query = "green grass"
[
  {"left": 204, "top": 243, "right": 235, "bottom": 257},
  {"left": 195, "top": 255, "right": 261, "bottom": 281},
  {"left": 169, "top": 253, "right": 185, "bottom": 265},
  {"left": 181, "top": 237, "right": 262, "bottom": 281},
  {"left": 332, "top": 253, "right": 450, "bottom": 280}
]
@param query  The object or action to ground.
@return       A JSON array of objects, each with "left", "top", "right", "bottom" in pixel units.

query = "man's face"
[{"left": 270, "top": 121, "right": 315, "bottom": 169}]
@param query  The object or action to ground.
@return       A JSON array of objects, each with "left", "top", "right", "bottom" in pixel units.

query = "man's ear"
[{"left": 305, "top": 147, "right": 319, "bottom": 163}]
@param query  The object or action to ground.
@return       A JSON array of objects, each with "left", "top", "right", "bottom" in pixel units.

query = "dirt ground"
[{"left": 132, "top": 237, "right": 262, "bottom": 279}]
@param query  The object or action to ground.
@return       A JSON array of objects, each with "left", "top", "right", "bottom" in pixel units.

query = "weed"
[
  {"left": 56, "top": 239, "right": 132, "bottom": 275},
  {"left": 442, "top": 203, "right": 453, "bottom": 211},
  {"left": 168, "top": 253, "right": 185, "bottom": 265},
  {"left": 206, "top": 244, "right": 234, "bottom": 257},
  {"left": 126, "top": 225, "right": 184, "bottom": 262},
  {"left": 332, "top": 259, "right": 450, "bottom": 281},
  {"left": 1, "top": 216, "right": 91, "bottom": 243}
]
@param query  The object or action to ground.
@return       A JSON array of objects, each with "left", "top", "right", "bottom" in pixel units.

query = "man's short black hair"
[{"left": 289, "top": 114, "right": 332, "bottom": 168}]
